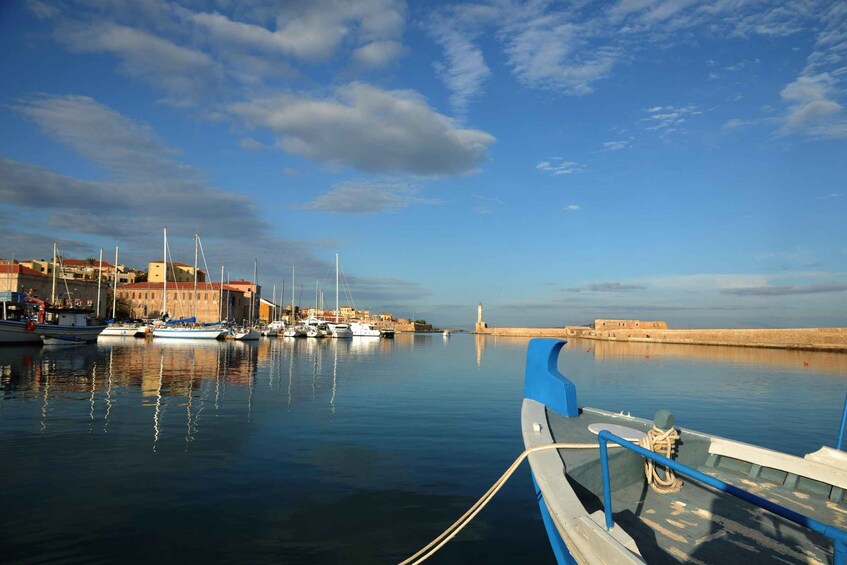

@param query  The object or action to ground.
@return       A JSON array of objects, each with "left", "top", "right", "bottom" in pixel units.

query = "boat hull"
[
  {"left": 100, "top": 325, "right": 148, "bottom": 338},
  {"left": 232, "top": 329, "right": 260, "bottom": 341},
  {"left": 153, "top": 328, "right": 224, "bottom": 339},
  {"left": 36, "top": 323, "right": 106, "bottom": 343},
  {"left": 0, "top": 319, "right": 42, "bottom": 344},
  {"left": 522, "top": 339, "right": 846, "bottom": 564}
]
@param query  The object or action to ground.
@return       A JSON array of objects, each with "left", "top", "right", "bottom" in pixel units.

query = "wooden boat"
[{"left": 522, "top": 338, "right": 847, "bottom": 564}]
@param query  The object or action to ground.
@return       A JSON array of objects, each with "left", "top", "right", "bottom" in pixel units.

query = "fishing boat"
[
  {"left": 521, "top": 339, "right": 847, "bottom": 564},
  {"left": 0, "top": 292, "right": 106, "bottom": 344},
  {"left": 379, "top": 328, "right": 395, "bottom": 338}
]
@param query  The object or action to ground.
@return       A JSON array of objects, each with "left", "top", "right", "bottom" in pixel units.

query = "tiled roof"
[{"left": 0, "top": 264, "right": 49, "bottom": 277}]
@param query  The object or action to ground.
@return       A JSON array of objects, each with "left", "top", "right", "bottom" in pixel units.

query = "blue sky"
[{"left": 1, "top": 0, "right": 845, "bottom": 329}]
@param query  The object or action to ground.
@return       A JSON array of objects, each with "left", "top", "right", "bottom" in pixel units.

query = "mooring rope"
[
  {"left": 638, "top": 426, "right": 683, "bottom": 494},
  {"left": 399, "top": 442, "right": 617, "bottom": 565},
  {"left": 401, "top": 426, "right": 683, "bottom": 564}
]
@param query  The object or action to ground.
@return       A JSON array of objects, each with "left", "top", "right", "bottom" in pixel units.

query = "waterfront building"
[
  {"left": 147, "top": 261, "right": 205, "bottom": 284},
  {"left": 116, "top": 282, "right": 251, "bottom": 323},
  {"left": 21, "top": 257, "right": 136, "bottom": 285},
  {"left": 0, "top": 261, "right": 108, "bottom": 313}
]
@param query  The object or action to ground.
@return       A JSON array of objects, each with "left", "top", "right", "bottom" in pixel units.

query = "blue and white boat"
[
  {"left": 522, "top": 339, "right": 847, "bottom": 564},
  {"left": 153, "top": 318, "right": 225, "bottom": 340}
]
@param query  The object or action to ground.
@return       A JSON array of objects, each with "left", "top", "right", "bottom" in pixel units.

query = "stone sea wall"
[{"left": 474, "top": 326, "right": 847, "bottom": 352}]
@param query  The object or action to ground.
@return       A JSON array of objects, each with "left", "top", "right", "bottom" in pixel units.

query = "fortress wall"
[{"left": 474, "top": 326, "right": 847, "bottom": 351}]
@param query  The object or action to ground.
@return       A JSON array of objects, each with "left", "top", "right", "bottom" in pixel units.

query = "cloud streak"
[
  {"left": 299, "top": 182, "right": 437, "bottom": 214},
  {"left": 230, "top": 83, "right": 495, "bottom": 176}
]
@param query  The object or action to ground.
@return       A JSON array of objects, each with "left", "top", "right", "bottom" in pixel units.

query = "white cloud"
[
  {"left": 565, "top": 204, "right": 580, "bottom": 211},
  {"left": 56, "top": 22, "right": 225, "bottom": 106},
  {"left": 536, "top": 159, "right": 586, "bottom": 175},
  {"left": 499, "top": 6, "right": 619, "bottom": 96},
  {"left": 426, "top": 13, "right": 491, "bottom": 118},
  {"left": 641, "top": 104, "right": 702, "bottom": 135},
  {"left": 780, "top": 73, "right": 846, "bottom": 138},
  {"left": 602, "top": 140, "right": 630, "bottom": 151},
  {"left": 230, "top": 83, "right": 495, "bottom": 176},
  {"left": 351, "top": 40, "right": 406, "bottom": 69},
  {"left": 299, "top": 182, "right": 436, "bottom": 214},
  {"left": 7, "top": 95, "right": 268, "bottom": 239},
  {"left": 187, "top": 0, "right": 406, "bottom": 62},
  {"left": 14, "top": 94, "right": 187, "bottom": 180}
]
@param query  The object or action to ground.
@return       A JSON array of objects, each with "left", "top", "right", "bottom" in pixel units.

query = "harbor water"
[{"left": 2, "top": 334, "right": 846, "bottom": 563}]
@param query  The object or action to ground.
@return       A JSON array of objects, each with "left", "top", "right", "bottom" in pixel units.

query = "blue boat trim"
[
  {"left": 597, "top": 429, "right": 847, "bottom": 564},
  {"left": 524, "top": 339, "right": 578, "bottom": 418},
  {"left": 531, "top": 472, "right": 577, "bottom": 565}
]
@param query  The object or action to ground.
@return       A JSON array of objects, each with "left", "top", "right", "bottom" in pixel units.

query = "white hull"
[
  {"left": 42, "top": 335, "right": 87, "bottom": 347},
  {"left": 153, "top": 328, "right": 225, "bottom": 339},
  {"left": 350, "top": 322, "right": 381, "bottom": 337},
  {"left": 100, "top": 325, "right": 149, "bottom": 338},
  {"left": 233, "top": 328, "right": 260, "bottom": 341},
  {"left": 329, "top": 323, "right": 353, "bottom": 338}
]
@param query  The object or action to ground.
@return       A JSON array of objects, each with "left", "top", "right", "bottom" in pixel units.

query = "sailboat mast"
[
  {"left": 250, "top": 258, "right": 257, "bottom": 326},
  {"left": 219, "top": 265, "right": 224, "bottom": 322},
  {"left": 162, "top": 228, "right": 167, "bottom": 318},
  {"left": 51, "top": 242, "right": 57, "bottom": 304},
  {"left": 193, "top": 233, "right": 198, "bottom": 321},
  {"left": 335, "top": 253, "right": 339, "bottom": 322},
  {"left": 291, "top": 266, "right": 295, "bottom": 321},
  {"left": 96, "top": 249, "right": 103, "bottom": 318},
  {"left": 112, "top": 246, "right": 119, "bottom": 318}
]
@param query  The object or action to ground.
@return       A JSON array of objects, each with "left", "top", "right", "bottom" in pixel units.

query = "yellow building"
[{"left": 147, "top": 261, "right": 205, "bottom": 283}]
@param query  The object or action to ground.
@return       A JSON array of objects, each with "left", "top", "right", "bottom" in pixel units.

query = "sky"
[{"left": 0, "top": 0, "right": 845, "bottom": 329}]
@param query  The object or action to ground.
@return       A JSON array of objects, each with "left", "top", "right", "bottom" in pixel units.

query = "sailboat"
[
  {"left": 326, "top": 254, "right": 352, "bottom": 338},
  {"left": 152, "top": 229, "right": 225, "bottom": 340},
  {"left": 100, "top": 246, "right": 148, "bottom": 338},
  {"left": 232, "top": 259, "right": 260, "bottom": 340}
]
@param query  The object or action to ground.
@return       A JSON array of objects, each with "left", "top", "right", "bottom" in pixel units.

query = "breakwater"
[{"left": 473, "top": 326, "right": 847, "bottom": 352}]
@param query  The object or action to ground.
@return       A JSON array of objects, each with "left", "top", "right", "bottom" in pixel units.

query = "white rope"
[
  {"left": 401, "top": 426, "right": 684, "bottom": 564},
  {"left": 399, "top": 442, "right": 618, "bottom": 565},
  {"left": 637, "top": 426, "right": 683, "bottom": 494}
]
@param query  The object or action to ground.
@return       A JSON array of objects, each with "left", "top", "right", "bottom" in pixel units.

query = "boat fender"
[
  {"left": 653, "top": 409, "right": 675, "bottom": 429},
  {"left": 26, "top": 320, "right": 36, "bottom": 332}
]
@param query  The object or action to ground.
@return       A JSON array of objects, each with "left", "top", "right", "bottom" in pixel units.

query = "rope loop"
[{"left": 637, "top": 425, "right": 683, "bottom": 494}]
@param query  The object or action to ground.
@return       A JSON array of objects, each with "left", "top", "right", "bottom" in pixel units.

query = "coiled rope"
[
  {"left": 401, "top": 426, "right": 683, "bottom": 565},
  {"left": 637, "top": 426, "right": 683, "bottom": 494}
]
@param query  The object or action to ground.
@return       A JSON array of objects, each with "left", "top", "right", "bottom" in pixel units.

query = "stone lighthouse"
[{"left": 475, "top": 302, "right": 488, "bottom": 333}]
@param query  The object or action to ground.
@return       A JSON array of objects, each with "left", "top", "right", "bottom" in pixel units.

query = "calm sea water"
[{"left": 1, "top": 334, "right": 846, "bottom": 564}]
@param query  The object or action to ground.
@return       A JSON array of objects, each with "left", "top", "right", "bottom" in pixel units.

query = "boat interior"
[{"left": 530, "top": 402, "right": 845, "bottom": 563}]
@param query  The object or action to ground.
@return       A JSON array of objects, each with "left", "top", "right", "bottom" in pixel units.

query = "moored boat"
[
  {"left": 379, "top": 328, "right": 395, "bottom": 339},
  {"left": 350, "top": 321, "right": 381, "bottom": 337},
  {"left": 232, "top": 327, "right": 260, "bottom": 340},
  {"left": 521, "top": 338, "right": 847, "bottom": 564}
]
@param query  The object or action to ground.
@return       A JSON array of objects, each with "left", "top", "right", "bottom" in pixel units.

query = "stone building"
[
  {"left": 147, "top": 261, "right": 205, "bottom": 283},
  {"left": 593, "top": 319, "right": 668, "bottom": 330},
  {"left": 0, "top": 262, "right": 108, "bottom": 314},
  {"left": 22, "top": 258, "right": 136, "bottom": 285},
  {"left": 116, "top": 282, "right": 250, "bottom": 323}
]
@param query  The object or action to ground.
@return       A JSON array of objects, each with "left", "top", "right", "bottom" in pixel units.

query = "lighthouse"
[{"left": 475, "top": 303, "right": 488, "bottom": 333}]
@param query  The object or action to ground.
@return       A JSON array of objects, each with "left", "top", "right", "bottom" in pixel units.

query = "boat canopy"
[{"left": 166, "top": 316, "right": 196, "bottom": 325}]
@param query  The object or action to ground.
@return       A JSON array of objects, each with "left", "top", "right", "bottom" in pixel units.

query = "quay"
[{"left": 472, "top": 305, "right": 847, "bottom": 353}]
